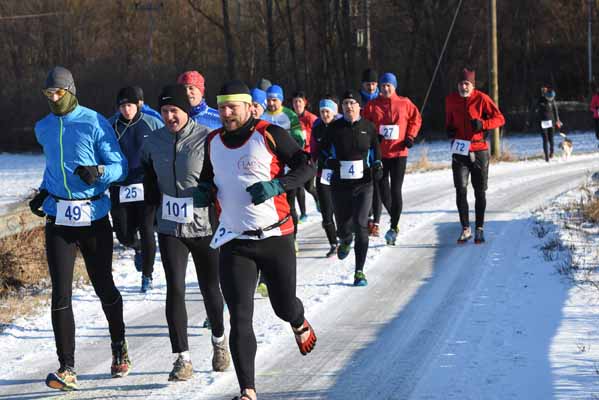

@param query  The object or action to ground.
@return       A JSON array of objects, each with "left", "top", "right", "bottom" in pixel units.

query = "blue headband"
[{"left": 319, "top": 99, "right": 338, "bottom": 113}]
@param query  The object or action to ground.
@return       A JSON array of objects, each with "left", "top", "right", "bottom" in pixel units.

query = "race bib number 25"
[{"left": 119, "top": 184, "right": 144, "bottom": 203}]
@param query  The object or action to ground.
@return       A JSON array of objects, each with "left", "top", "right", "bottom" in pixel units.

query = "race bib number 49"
[
  {"left": 56, "top": 200, "right": 92, "bottom": 227},
  {"left": 162, "top": 194, "right": 193, "bottom": 224},
  {"left": 340, "top": 160, "right": 364, "bottom": 179},
  {"left": 451, "top": 139, "right": 471, "bottom": 156},
  {"left": 119, "top": 184, "right": 144, "bottom": 203},
  {"left": 379, "top": 125, "right": 400, "bottom": 140},
  {"left": 541, "top": 120, "right": 553, "bottom": 129},
  {"left": 320, "top": 169, "right": 333, "bottom": 185}
]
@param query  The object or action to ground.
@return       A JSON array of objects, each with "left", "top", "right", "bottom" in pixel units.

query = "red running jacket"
[
  {"left": 362, "top": 93, "right": 422, "bottom": 158},
  {"left": 298, "top": 110, "right": 318, "bottom": 153},
  {"left": 445, "top": 90, "right": 505, "bottom": 152}
]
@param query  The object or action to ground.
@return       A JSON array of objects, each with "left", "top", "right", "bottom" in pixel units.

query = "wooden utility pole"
[
  {"left": 488, "top": 0, "right": 500, "bottom": 157},
  {"left": 589, "top": 0, "right": 593, "bottom": 93}
]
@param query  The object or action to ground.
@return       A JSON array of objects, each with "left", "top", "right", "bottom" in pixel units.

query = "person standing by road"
[
  {"left": 535, "top": 88, "right": 562, "bottom": 162},
  {"left": 445, "top": 68, "right": 505, "bottom": 244},
  {"left": 29, "top": 66, "right": 130, "bottom": 391}
]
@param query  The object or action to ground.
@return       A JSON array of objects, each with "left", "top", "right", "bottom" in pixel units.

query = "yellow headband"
[{"left": 217, "top": 94, "right": 252, "bottom": 104}]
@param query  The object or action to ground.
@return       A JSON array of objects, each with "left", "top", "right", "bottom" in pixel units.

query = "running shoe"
[
  {"left": 140, "top": 275, "right": 153, "bottom": 293},
  {"left": 353, "top": 271, "right": 368, "bottom": 286},
  {"left": 474, "top": 227, "right": 485, "bottom": 244},
  {"left": 256, "top": 282, "right": 269, "bottom": 297},
  {"left": 298, "top": 214, "right": 308, "bottom": 224},
  {"left": 211, "top": 336, "right": 231, "bottom": 372},
  {"left": 292, "top": 319, "right": 317, "bottom": 355},
  {"left": 457, "top": 227, "right": 472, "bottom": 244},
  {"left": 46, "top": 366, "right": 77, "bottom": 391},
  {"left": 384, "top": 227, "right": 399, "bottom": 246},
  {"left": 111, "top": 339, "right": 132, "bottom": 378},
  {"left": 337, "top": 241, "right": 352, "bottom": 260},
  {"left": 325, "top": 244, "right": 337, "bottom": 258},
  {"left": 368, "top": 220, "right": 380, "bottom": 237},
  {"left": 134, "top": 250, "right": 143, "bottom": 272},
  {"left": 169, "top": 355, "right": 193, "bottom": 381}
]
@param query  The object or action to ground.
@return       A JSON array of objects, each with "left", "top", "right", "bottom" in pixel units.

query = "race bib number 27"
[{"left": 379, "top": 125, "right": 399, "bottom": 140}]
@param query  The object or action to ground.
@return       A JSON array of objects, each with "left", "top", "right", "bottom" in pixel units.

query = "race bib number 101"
[
  {"left": 56, "top": 200, "right": 92, "bottom": 227},
  {"left": 162, "top": 194, "right": 194, "bottom": 224}
]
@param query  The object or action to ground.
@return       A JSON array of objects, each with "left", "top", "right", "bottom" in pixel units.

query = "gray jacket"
[{"left": 142, "top": 119, "right": 212, "bottom": 238}]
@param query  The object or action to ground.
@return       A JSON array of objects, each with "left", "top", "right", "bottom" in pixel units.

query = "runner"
[
  {"left": 363, "top": 72, "right": 422, "bottom": 245},
  {"left": 250, "top": 88, "right": 267, "bottom": 119},
  {"left": 292, "top": 91, "right": 319, "bottom": 223},
  {"left": 141, "top": 84, "right": 230, "bottom": 381},
  {"left": 196, "top": 80, "right": 317, "bottom": 400},
  {"left": 445, "top": 68, "right": 505, "bottom": 244},
  {"left": 310, "top": 96, "right": 342, "bottom": 257},
  {"left": 29, "top": 66, "right": 130, "bottom": 391},
  {"left": 177, "top": 70, "right": 222, "bottom": 130},
  {"left": 323, "top": 90, "right": 382, "bottom": 286},
  {"left": 133, "top": 85, "right": 163, "bottom": 121},
  {"left": 108, "top": 86, "right": 163, "bottom": 292},
  {"left": 535, "top": 88, "right": 562, "bottom": 162}
]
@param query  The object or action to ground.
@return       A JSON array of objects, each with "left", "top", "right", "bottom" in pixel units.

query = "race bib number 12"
[
  {"left": 451, "top": 139, "right": 471, "bottom": 156},
  {"left": 162, "top": 194, "right": 194, "bottom": 224},
  {"left": 56, "top": 200, "right": 92, "bottom": 227}
]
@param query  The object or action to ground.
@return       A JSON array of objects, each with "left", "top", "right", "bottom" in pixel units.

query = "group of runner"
[{"left": 29, "top": 64, "right": 504, "bottom": 400}]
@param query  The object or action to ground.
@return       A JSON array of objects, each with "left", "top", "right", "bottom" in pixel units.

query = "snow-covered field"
[{"left": 1, "top": 144, "right": 599, "bottom": 399}]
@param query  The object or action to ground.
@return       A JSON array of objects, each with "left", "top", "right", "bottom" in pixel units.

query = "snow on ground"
[{"left": 0, "top": 153, "right": 44, "bottom": 212}]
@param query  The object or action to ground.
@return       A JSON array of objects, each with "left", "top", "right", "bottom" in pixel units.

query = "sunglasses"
[{"left": 42, "top": 88, "right": 68, "bottom": 98}]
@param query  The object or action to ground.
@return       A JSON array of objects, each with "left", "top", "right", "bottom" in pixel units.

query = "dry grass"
[
  {"left": 0, "top": 226, "right": 88, "bottom": 326},
  {"left": 406, "top": 147, "right": 446, "bottom": 173},
  {"left": 490, "top": 146, "right": 518, "bottom": 163},
  {"left": 581, "top": 195, "right": 599, "bottom": 223}
]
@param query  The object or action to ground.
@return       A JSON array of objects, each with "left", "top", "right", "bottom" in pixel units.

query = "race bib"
[
  {"left": 209, "top": 222, "right": 241, "bottom": 249},
  {"left": 56, "top": 200, "right": 92, "bottom": 227},
  {"left": 340, "top": 160, "right": 364, "bottom": 179},
  {"left": 161, "top": 194, "right": 193, "bottom": 224},
  {"left": 320, "top": 169, "right": 333, "bottom": 186},
  {"left": 379, "top": 125, "right": 400, "bottom": 140},
  {"left": 451, "top": 139, "right": 471, "bottom": 156},
  {"left": 119, "top": 184, "right": 144, "bottom": 203},
  {"left": 541, "top": 120, "right": 553, "bottom": 129}
]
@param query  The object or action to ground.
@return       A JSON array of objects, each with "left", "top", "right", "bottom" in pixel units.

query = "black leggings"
[
  {"left": 286, "top": 190, "right": 298, "bottom": 237},
  {"left": 371, "top": 179, "right": 382, "bottom": 224},
  {"left": 379, "top": 157, "right": 407, "bottom": 230},
  {"left": 316, "top": 179, "right": 337, "bottom": 246},
  {"left": 110, "top": 187, "right": 156, "bottom": 277},
  {"left": 45, "top": 216, "right": 124, "bottom": 369},
  {"left": 158, "top": 234, "right": 224, "bottom": 353},
  {"left": 541, "top": 128, "right": 555, "bottom": 161},
  {"left": 452, "top": 150, "right": 490, "bottom": 229},
  {"left": 332, "top": 182, "right": 373, "bottom": 272},
  {"left": 296, "top": 178, "right": 318, "bottom": 216},
  {"left": 220, "top": 235, "right": 305, "bottom": 390}
]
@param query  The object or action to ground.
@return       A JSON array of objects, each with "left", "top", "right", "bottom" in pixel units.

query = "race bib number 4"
[
  {"left": 340, "top": 160, "right": 364, "bottom": 179},
  {"left": 451, "top": 139, "right": 471, "bottom": 156},
  {"left": 162, "top": 194, "right": 193, "bottom": 224},
  {"left": 209, "top": 223, "right": 241, "bottom": 249},
  {"left": 541, "top": 120, "right": 553, "bottom": 129},
  {"left": 320, "top": 169, "right": 333, "bottom": 185},
  {"left": 119, "top": 184, "right": 144, "bottom": 203},
  {"left": 379, "top": 125, "right": 400, "bottom": 140},
  {"left": 56, "top": 200, "right": 92, "bottom": 227}
]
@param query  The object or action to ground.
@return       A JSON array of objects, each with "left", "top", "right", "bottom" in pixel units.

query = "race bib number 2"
[
  {"left": 119, "top": 184, "right": 144, "bottom": 203},
  {"left": 56, "top": 200, "right": 92, "bottom": 227},
  {"left": 162, "top": 194, "right": 193, "bottom": 224},
  {"left": 451, "top": 139, "right": 471, "bottom": 156},
  {"left": 340, "top": 160, "right": 364, "bottom": 179}
]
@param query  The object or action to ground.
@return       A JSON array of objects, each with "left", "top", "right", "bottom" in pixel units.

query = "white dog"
[{"left": 558, "top": 132, "right": 573, "bottom": 160}]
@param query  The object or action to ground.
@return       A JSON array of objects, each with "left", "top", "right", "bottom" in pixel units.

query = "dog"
[{"left": 558, "top": 132, "right": 573, "bottom": 160}]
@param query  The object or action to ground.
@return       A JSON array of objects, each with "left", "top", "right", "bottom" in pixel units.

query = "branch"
[{"left": 187, "top": 0, "right": 224, "bottom": 31}]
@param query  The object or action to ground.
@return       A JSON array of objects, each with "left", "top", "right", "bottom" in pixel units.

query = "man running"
[
  {"left": 141, "top": 84, "right": 230, "bottom": 381},
  {"left": 250, "top": 88, "right": 267, "bottom": 119},
  {"left": 29, "top": 66, "right": 130, "bottom": 391},
  {"left": 177, "top": 70, "right": 222, "bottom": 130},
  {"left": 445, "top": 68, "right": 505, "bottom": 244},
  {"left": 323, "top": 90, "right": 382, "bottom": 286},
  {"left": 109, "top": 86, "right": 163, "bottom": 292},
  {"left": 196, "top": 80, "right": 317, "bottom": 400},
  {"left": 363, "top": 72, "right": 421, "bottom": 245}
]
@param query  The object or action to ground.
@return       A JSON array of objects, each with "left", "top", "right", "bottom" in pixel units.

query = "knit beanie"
[
  {"left": 256, "top": 78, "right": 272, "bottom": 91},
  {"left": 45, "top": 66, "right": 76, "bottom": 95},
  {"left": 250, "top": 88, "right": 267, "bottom": 110},
  {"left": 158, "top": 84, "right": 191, "bottom": 114},
  {"left": 341, "top": 90, "right": 360, "bottom": 102},
  {"left": 460, "top": 68, "right": 476, "bottom": 85},
  {"left": 379, "top": 72, "right": 398, "bottom": 88},
  {"left": 217, "top": 80, "right": 252, "bottom": 104},
  {"left": 266, "top": 85, "right": 284, "bottom": 101},
  {"left": 362, "top": 68, "right": 378, "bottom": 83},
  {"left": 133, "top": 86, "right": 145, "bottom": 101},
  {"left": 116, "top": 86, "right": 141, "bottom": 106},
  {"left": 177, "top": 70, "right": 206, "bottom": 94}
]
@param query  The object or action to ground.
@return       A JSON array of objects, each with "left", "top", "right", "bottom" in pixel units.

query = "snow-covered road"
[{"left": 2, "top": 154, "right": 599, "bottom": 399}]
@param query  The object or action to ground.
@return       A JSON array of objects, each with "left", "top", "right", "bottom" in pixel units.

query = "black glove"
[
  {"left": 447, "top": 127, "right": 457, "bottom": 139},
  {"left": 29, "top": 189, "right": 49, "bottom": 217},
  {"left": 404, "top": 137, "right": 414, "bottom": 148},
  {"left": 470, "top": 119, "right": 484, "bottom": 132},
  {"left": 372, "top": 161, "right": 384, "bottom": 180},
  {"left": 74, "top": 165, "right": 102, "bottom": 185}
]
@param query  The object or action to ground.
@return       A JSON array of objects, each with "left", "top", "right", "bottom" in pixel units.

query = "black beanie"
[
  {"left": 158, "top": 84, "right": 191, "bottom": 114},
  {"left": 342, "top": 89, "right": 360, "bottom": 102},
  {"left": 133, "top": 86, "right": 144, "bottom": 101},
  {"left": 361, "top": 68, "right": 378, "bottom": 83},
  {"left": 217, "top": 80, "right": 252, "bottom": 104},
  {"left": 116, "top": 86, "right": 141, "bottom": 106}
]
